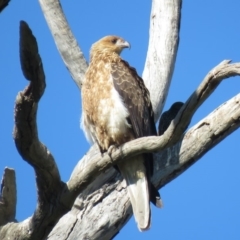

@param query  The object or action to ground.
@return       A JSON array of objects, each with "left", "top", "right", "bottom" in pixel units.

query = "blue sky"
[{"left": 1, "top": 0, "right": 240, "bottom": 239}]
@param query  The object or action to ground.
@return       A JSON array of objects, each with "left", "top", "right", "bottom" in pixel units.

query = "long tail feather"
[{"left": 118, "top": 155, "right": 151, "bottom": 231}]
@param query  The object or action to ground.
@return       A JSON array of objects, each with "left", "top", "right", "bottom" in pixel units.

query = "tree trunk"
[{"left": 1, "top": 0, "right": 240, "bottom": 240}]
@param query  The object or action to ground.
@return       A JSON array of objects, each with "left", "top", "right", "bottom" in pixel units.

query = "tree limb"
[
  {"left": 38, "top": 0, "right": 88, "bottom": 89},
  {"left": 50, "top": 59, "right": 240, "bottom": 238},
  {"left": 1, "top": 0, "right": 239, "bottom": 239},
  {"left": 2, "top": 21, "right": 68, "bottom": 240},
  {"left": 38, "top": 0, "right": 181, "bottom": 116},
  {"left": 16, "top": 20, "right": 61, "bottom": 202},
  {"left": 48, "top": 93, "right": 240, "bottom": 239},
  {"left": 0, "top": 0, "right": 10, "bottom": 13},
  {"left": 164, "top": 60, "right": 240, "bottom": 144},
  {"left": 143, "top": 0, "right": 182, "bottom": 121},
  {"left": 67, "top": 60, "right": 240, "bottom": 195},
  {"left": 0, "top": 168, "right": 16, "bottom": 226},
  {"left": 154, "top": 93, "right": 240, "bottom": 189}
]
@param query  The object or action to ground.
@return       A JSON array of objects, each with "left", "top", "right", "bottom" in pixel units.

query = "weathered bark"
[
  {"left": 0, "top": 20, "right": 65, "bottom": 240},
  {"left": 67, "top": 60, "right": 240, "bottom": 197},
  {"left": 1, "top": 0, "right": 240, "bottom": 240},
  {"left": 2, "top": 31, "right": 239, "bottom": 238},
  {"left": 38, "top": 0, "right": 88, "bottom": 89},
  {"left": 143, "top": 0, "right": 182, "bottom": 121},
  {"left": 48, "top": 94, "right": 240, "bottom": 240},
  {"left": 0, "top": 168, "right": 16, "bottom": 226}
]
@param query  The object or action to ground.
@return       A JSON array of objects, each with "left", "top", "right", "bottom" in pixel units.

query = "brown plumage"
[{"left": 81, "top": 36, "right": 162, "bottom": 231}]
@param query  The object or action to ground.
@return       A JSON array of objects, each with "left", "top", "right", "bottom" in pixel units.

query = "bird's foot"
[{"left": 107, "top": 144, "right": 119, "bottom": 161}]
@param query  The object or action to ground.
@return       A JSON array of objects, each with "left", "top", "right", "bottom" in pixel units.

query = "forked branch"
[
  {"left": 1, "top": 0, "right": 239, "bottom": 239},
  {"left": 68, "top": 60, "right": 240, "bottom": 194},
  {"left": 16, "top": 21, "right": 61, "bottom": 205},
  {"left": 49, "top": 93, "right": 240, "bottom": 239}
]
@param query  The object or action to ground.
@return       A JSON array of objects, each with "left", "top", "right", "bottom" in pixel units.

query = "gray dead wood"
[
  {"left": 39, "top": 0, "right": 88, "bottom": 89},
  {"left": 143, "top": 0, "right": 182, "bottom": 121},
  {"left": 0, "top": 21, "right": 75, "bottom": 240},
  {"left": 47, "top": 93, "right": 240, "bottom": 240},
  {"left": 38, "top": 0, "right": 182, "bottom": 121},
  {"left": 1, "top": 0, "right": 240, "bottom": 240},
  {"left": 0, "top": 168, "right": 16, "bottom": 226},
  {"left": 46, "top": 61, "right": 240, "bottom": 239}
]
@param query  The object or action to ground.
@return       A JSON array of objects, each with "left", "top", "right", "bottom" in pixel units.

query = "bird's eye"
[{"left": 111, "top": 38, "right": 118, "bottom": 44}]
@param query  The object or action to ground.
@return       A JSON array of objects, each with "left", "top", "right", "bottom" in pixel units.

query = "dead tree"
[{"left": 1, "top": 0, "right": 240, "bottom": 239}]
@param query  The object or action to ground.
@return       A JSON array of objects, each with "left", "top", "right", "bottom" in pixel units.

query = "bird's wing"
[
  {"left": 111, "top": 60, "right": 156, "bottom": 138},
  {"left": 111, "top": 60, "right": 161, "bottom": 230}
]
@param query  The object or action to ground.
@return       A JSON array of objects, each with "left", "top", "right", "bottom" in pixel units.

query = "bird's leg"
[{"left": 96, "top": 143, "right": 106, "bottom": 157}]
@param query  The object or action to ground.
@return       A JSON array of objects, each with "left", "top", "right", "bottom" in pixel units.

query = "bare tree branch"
[
  {"left": 0, "top": 0, "right": 10, "bottom": 13},
  {"left": 1, "top": 21, "right": 68, "bottom": 240},
  {"left": 0, "top": 168, "right": 16, "bottom": 226},
  {"left": 48, "top": 93, "right": 240, "bottom": 239},
  {"left": 67, "top": 60, "right": 240, "bottom": 195},
  {"left": 154, "top": 93, "right": 240, "bottom": 189},
  {"left": 16, "top": 20, "right": 61, "bottom": 201},
  {"left": 163, "top": 60, "right": 240, "bottom": 144},
  {"left": 0, "top": 21, "right": 85, "bottom": 240},
  {"left": 1, "top": 1, "right": 239, "bottom": 239},
  {"left": 49, "top": 59, "right": 240, "bottom": 238},
  {"left": 143, "top": 0, "right": 182, "bottom": 121},
  {"left": 38, "top": 0, "right": 181, "bottom": 115},
  {"left": 38, "top": 0, "right": 88, "bottom": 89}
]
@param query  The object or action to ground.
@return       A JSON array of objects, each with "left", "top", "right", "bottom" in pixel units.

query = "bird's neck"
[{"left": 90, "top": 50, "right": 121, "bottom": 64}]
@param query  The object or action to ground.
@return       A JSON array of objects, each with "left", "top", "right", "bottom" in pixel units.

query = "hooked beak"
[
  {"left": 117, "top": 39, "right": 131, "bottom": 49},
  {"left": 122, "top": 40, "right": 131, "bottom": 49}
]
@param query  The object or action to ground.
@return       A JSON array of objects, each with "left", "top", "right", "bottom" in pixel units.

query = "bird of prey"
[
  {"left": 81, "top": 35, "right": 162, "bottom": 231},
  {"left": 158, "top": 102, "right": 185, "bottom": 136}
]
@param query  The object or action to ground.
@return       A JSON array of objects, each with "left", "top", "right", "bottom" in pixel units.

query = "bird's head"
[{"left": 90, "top": 35, "right": 130, "bottom": 58}]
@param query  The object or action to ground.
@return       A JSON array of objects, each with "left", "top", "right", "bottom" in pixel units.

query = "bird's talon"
[{"left": 107, "top": 144, "right": 118, "bottom": 158}]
